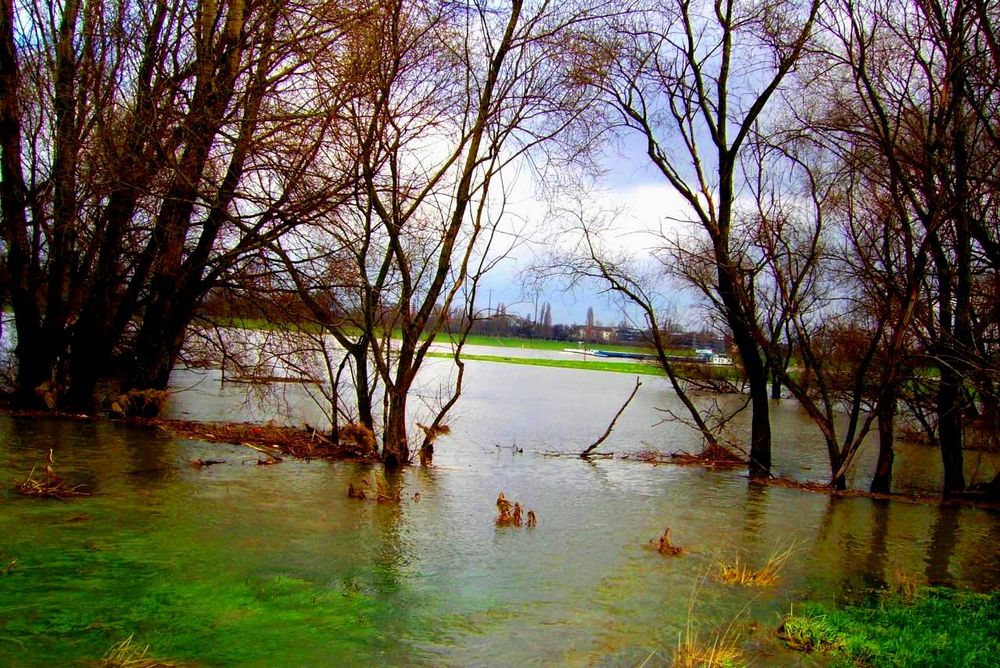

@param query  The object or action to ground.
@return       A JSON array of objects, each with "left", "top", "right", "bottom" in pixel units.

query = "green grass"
[
  {"left": 427, "top": 351, "right": 667, "bottom": 376},
  {"left": 779, "top": 588, "right": 1000, "bottom": 667},
  {"left": 441, "top": 333, "right": 665, "bottom": 354}
]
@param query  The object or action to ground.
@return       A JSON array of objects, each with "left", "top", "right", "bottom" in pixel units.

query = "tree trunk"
[
  {"left": 382, "top": 389, "right": 409, "bottom": 468},
  {"left": 938, "top": 367, "right": 966, "bottom": 494},
  {"left": 870, "top": 388, "right": 896, "bottom": 494},
  {"left": 721, "top": 274, "right": 771, "bottom": 478},
  {"left": 352, "top": 340, "right": 374, "bottom": 430}
]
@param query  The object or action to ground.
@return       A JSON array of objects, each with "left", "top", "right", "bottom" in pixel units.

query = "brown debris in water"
[
  {"left": 653, "top": 527, "right": 684, "bottom": 556},
  {"left": 15, "top": 449, "right": 88, "bottom": 499},
  {"left": 620, "top": 443, "right": 746, "bottom": 469},
  {"left": 148, "top": 418, "right": 377, "bottom": 462},
  {"left": 669, "top": 443, "right": 745, "bottom": 468}
]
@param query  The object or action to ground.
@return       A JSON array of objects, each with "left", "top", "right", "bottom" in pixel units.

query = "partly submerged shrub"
[
  {"left": 338, "top": 422, "right": 378, "bottom": 458},
  {"left": 110, "top": 389, "right": 171, "bottom": 418}
]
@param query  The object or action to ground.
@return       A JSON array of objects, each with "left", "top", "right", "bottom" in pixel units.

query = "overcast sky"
[{"left": 474, "top": 134, "right": 699, "bottom": 328}]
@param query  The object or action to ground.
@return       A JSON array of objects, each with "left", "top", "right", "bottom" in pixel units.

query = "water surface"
[{"left": 1, "top": 361, "right": 998, "bottom": 665}]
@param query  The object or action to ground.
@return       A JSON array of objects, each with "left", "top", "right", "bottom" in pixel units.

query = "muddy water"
[{"left": 1, "top": 359, "right": 999, "bottom": 665}]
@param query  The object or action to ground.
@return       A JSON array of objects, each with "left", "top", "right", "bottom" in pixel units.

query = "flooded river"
[{"left": 2, "top": 357, "right": 999, "bottom": 665}]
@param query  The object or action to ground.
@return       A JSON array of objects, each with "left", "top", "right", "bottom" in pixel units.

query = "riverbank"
[{"left": 780, "top": 586, "right": 1000, "bottom": 666}]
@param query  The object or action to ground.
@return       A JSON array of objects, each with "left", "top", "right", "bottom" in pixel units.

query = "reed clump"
[
  {"left": 671, "top": 571, "right": 746, "bottom": 668},
  {"left": 716, "top": 544, "right": 795, "bottom": 586},
  {"left": 673, "top": 633, "right": 744, "bottom": 668}
]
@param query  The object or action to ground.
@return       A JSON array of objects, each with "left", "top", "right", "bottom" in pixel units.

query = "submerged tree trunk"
[
  {"left": 719, "top": 268, "right": 772, "bottom": 479},
  {"left": 871, "top": 388, "right": 896, "bottom": 494},
  {"left": 382, "top": 390, "right": 409, "bottom": 468},
  {"left": 938, "top": 368, "right": 966, "bottom": 494},
  {"left": 352, "top": 341, "right": 375, "bottom": 430}
]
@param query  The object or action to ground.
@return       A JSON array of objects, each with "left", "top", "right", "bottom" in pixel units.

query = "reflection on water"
[{"left": 0, "top": 361, "right": 999, "bottom": 665}]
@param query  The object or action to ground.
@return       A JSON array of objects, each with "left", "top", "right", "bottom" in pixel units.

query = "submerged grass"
[{"left": 779, "top": 587, "right": 1000, "bottom": 667}]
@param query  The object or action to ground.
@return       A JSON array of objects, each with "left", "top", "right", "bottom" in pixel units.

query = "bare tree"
[
  {"left": 576, "top": 0, "right": 822, "bottom": 478},
  {"left": 0, "top": 0, "right": 359, "bottom": 410},
  {"left": 265, "top": 0, "right": 610, "bottom": 466},
  {"left": 815, "top": 0, "right": 1000, "bottom": 492}
]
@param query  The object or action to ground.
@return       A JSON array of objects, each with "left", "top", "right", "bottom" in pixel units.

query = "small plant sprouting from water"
[
  {"left": 652, "top": 527, "right": 684, "bottom": 556},
  {"left": 715, "top": 543, "right": 796, "bottom": 587},
  {"left": 15, "top": 449, "right": 88, "bottom": 498},
  {"left": 99, "top": 635, "right": 175, "bottom": 667},
  {"left": 496, "top": 492, "right": 536, "bottom": 528},
  {"left": 673, "top": 571, "right": 747, "bottom": 667}
]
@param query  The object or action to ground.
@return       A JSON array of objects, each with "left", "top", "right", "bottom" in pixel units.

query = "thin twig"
[{"left": 581, "top": 376, "right": 642, "bottom": 458}]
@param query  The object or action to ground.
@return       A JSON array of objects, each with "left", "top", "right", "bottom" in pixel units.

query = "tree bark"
[{"left": 871, "top": 387, "right": 896, "bottom": 494}]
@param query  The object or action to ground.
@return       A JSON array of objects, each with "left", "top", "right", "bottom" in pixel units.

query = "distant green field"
[
  {"left": 202, "top": 318, "right": 691, "bottom": 359},
  {"left": 438, "top": 333, "right": 672, "bottom": 355},
  {"left": 426, "top": 351, "right": 666, "bottom": 376}
]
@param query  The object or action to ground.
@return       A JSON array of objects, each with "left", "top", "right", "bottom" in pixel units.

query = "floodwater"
[{"left": 1, "top": 357, "right": 999, "bottom": 666}]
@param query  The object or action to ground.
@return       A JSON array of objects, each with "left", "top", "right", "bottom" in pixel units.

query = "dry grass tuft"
[
  {"left": 110, "top": 389, "right": 171, "bottom": 418},
  {"left": 99, "top": 635, "right": 175, "bottom": 667},
  {"left": 672, "top": 570, "right": 747, "bottom": 667},
  {"left": 673, "top": 633, "right": 744, "bottom": 667},
  {"left": 716, "top": 544, "right": 795, "bottom": 587},
  {"left": 892, "top": 570, "right": 919, "bottom": 601}
]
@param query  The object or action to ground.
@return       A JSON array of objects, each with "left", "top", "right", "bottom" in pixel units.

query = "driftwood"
[{"left": 581, "top": 376, "right": 642, "bottom": 458}]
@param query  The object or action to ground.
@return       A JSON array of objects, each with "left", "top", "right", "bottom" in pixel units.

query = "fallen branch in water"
[
  {"left": 190, "top": 458, "right": 225, "bottom": 469},
  {"left": 581, "top": 376, "right": 641, "bottom": 459}
]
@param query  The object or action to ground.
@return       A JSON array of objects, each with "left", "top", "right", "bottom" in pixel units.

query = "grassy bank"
[{"left": 779, "top": 587, "right": 1000, "bottom": 667}]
